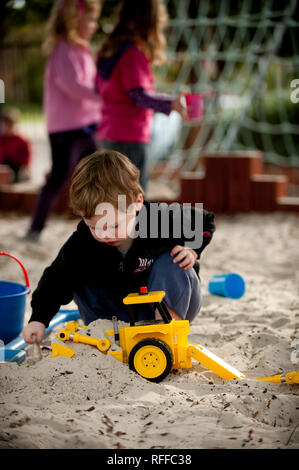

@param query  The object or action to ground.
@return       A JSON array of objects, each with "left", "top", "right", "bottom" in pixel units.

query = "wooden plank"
[
  {"left": 0, "top": 186, "right": 70, "bottom": 214},
  {"left": 0, "top": 190, "right": 20, "bottom": 211},
  {"left": 251, "top": 175, "right": 288, "bottom": 211},
  {"left": 180, "top": 171, "right": 205, "bottom": 204},
  {"left": 277, "top": 196, "right": 299, "bottom": 212},
  {"left": 203, "top": 154, "right": 230, "bottom": 212},
  {"left": 227, "top": 153, "right": 263, "bottom": 212}
]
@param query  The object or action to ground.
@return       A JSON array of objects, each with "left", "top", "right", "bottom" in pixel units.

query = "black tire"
[{"left": 128, "top": 338, "right": 173, "bottom": 383}]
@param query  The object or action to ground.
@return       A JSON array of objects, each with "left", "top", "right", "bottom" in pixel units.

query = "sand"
[{"left": 0, "top": 211, "right": 298, "bottom": 449}]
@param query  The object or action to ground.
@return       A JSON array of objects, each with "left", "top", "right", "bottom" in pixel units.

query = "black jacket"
[{"left": 30, "top": 201, "right": 215, "bottom": 326}]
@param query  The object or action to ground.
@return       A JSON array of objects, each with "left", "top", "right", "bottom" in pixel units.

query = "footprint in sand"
[
  {"left": 270, "top": 317, "right": 290, "bottom": 329},
  {"left": 250, "top": 333, "right": 277, "bottom": 349}
]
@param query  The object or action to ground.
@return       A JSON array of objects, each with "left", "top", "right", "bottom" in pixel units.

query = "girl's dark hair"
[{"left": 100, "top": 0, "right": 168, "bottom": 65}]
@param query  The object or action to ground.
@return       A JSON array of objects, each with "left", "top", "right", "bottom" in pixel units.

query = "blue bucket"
[
  {"left": 0, "top": 252, "right": 30, "bottom": 344},
  {"left": 208, "top": 273, "right": 245, "bottom": 299}
]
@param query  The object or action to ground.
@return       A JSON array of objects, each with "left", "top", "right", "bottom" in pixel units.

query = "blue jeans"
[{"left": 74, "top": 252, "right": 201, "bottom": 325}]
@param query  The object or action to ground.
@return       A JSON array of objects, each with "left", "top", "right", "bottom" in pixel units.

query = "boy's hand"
[
  {"left": 171, "top": 245, "right": 198, "bottom": 270},
  {"left": 23, "top": 321, "right": 45, "bottom": 344}
]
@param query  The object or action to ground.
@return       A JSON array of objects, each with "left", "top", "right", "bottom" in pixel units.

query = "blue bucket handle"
[{"left": 0, "top": 251, "right": 31, "bottom": 294}]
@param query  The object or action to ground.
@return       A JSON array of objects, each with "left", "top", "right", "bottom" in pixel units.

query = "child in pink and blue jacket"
[{"left": 95, "top": 0, "right": 187, "bottom": 191}]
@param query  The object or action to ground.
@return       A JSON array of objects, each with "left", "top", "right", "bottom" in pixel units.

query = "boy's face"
[{"left": 83, "top": 194, "right": 143, "bottom": 246}]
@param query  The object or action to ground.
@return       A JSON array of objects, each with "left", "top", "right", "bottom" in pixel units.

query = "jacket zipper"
[{"left": 118, "top": 260, "right": 124, "bottom": 272}]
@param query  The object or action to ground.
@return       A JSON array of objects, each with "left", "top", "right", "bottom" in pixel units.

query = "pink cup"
[{"left": 185, "top": 93, "right": 204, "bottom": 120}]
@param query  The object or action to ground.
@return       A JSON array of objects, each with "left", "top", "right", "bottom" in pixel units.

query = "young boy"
[{"left": 23, "top": 150, "right": 215, "bottom": 344}]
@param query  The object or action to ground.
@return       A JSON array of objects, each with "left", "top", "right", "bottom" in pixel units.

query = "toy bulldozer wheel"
[{"left": 129, "top": 338, "right": 173, "bottom": 383}]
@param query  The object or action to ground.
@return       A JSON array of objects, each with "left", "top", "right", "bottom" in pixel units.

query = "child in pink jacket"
[{"left": 25, "top": 0, "right": 101, "bottom": 242}]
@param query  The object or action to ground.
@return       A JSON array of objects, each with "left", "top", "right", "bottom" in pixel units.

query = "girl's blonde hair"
[
  {"left": 100, "top": 0, "right": 168, "bottom": 65},
  {"left": 69, "top": 150, "right": 144, "bottom": 218},
  {"left": 42, "top": 0, "right": 101, "bottom": 55}
]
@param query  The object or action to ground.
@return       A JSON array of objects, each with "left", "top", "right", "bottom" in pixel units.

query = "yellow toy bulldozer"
[{"left": 56, "top": 287, "right": 299, "bottom": 385}]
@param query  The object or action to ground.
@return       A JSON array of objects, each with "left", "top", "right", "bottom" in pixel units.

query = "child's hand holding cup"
[
  {"left": 184, "top": 93, "right": 204, "bottom": 120},
  {"left": 171, "top": 92, "right": 204, "bottom": 121},
  {"left": 171, "top": 93, "right": 189, "bottom": 120}
]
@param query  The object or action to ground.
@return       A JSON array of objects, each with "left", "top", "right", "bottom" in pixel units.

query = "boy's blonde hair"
[
  {"left": 69, "top": 150, "right": 144, "bottom": 218},
  {"left": 99, "top": 0, "right": 168, "bottom": 65},
  {"left": 43, "top": 0, "right": 101, "bottom": 55}
]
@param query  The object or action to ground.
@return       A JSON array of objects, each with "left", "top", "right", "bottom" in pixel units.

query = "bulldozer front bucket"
[{"left": 188, "top": 344, "right": 245, "bottom": 381}]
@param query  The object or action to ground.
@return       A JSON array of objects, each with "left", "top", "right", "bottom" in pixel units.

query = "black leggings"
[{"left": 30, "top": 129, "right": 97, "bottom": 232}]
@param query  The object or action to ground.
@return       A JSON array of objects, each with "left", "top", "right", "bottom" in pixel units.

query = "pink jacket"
[
  {"left": 44, "top": 39, "right": 101, "bottom": 133},
  {"left": 96, "top": 45, "right": 155, "bottom": 143}
]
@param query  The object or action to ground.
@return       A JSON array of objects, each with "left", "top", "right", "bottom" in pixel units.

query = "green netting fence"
[
  {"left": 1, "top": 0, "right": 299, "bottom": 182},
  {"left": 152, "top": 0, "right": 299, "bottom": 170}
]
